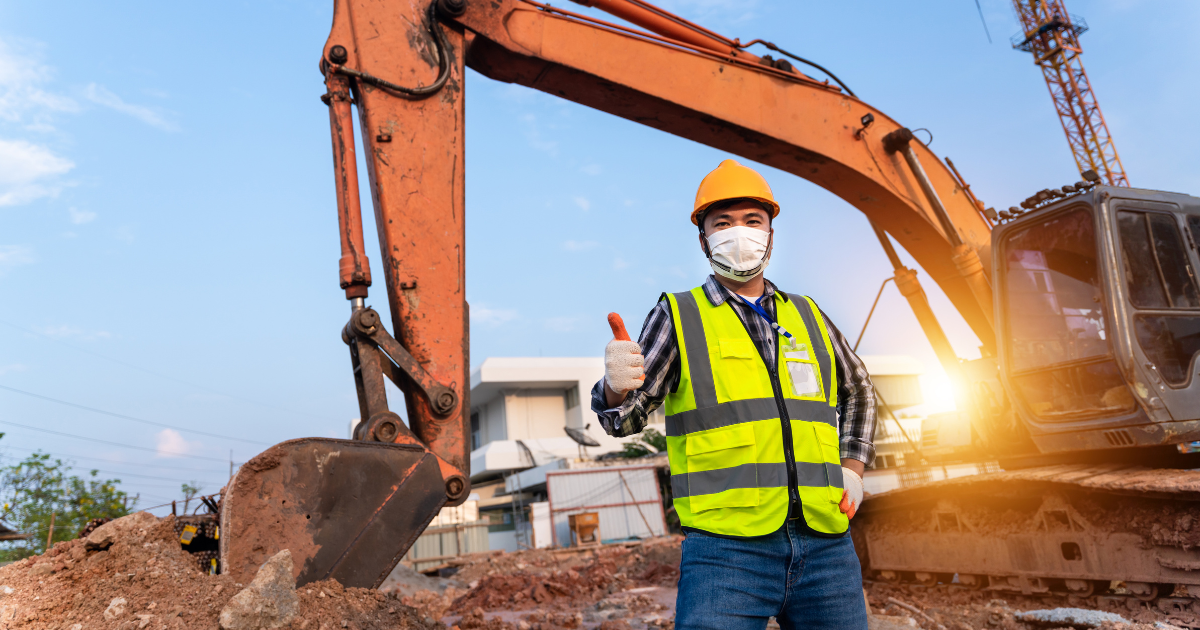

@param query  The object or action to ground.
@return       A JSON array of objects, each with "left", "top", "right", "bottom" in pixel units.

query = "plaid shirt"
[{"left": 590, "top": 275, "right": 877, "bottom": 466}]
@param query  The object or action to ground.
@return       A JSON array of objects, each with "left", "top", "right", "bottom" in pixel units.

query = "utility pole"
[{"left": 1010, "top": 0, "right": 1128, "bottom": 186}]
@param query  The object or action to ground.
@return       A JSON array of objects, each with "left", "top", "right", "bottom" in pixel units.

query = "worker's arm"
[
  {"left": 591, "top": 301, "right": 681, "bottom": 438},
  {"left": 817, "top": 307, "right": 876, "bottom": 519},
  {"left": 821, "top": 308, "right": 878, "bottom": 469}
]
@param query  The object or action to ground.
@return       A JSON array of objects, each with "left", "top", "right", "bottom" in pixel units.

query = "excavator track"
[{"left": 855, "top": 463, "right": 1200, "bottom": 620}]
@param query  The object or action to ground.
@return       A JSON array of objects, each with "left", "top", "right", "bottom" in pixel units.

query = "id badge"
[{"left": 783, "top": 344, "right": 821, "bottom": 398}]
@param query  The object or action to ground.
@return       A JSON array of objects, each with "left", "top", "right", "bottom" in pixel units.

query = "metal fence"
[
  {"left": 403, "top": 520, "right": 490, "bottom": 571},
  {"left": 546, "top": 465, "right": 666, "bottom": 547}
]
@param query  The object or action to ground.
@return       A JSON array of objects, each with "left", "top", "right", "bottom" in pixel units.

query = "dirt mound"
[
  {"left": 0, "top": 511, "right": 441, "bottom": 629},
  {"left": 450, "top": 538, "right": 682, "bottom": 588},
  {"left": 450, "top": 542, "right": 680, "bottom": 614}
]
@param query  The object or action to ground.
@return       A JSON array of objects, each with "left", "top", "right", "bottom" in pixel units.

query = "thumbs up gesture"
[{"left": 604, "top": 313, "right": 645, "bottom": 396}]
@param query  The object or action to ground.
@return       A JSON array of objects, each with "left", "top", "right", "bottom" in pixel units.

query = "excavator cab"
[{"left": 990, "top": 185, "right": 1200, "bottom": 456}]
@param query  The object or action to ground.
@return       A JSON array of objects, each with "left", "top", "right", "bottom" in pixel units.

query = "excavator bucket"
[{"left": 218, "top": 438, "right": 446, "bottom": 588}]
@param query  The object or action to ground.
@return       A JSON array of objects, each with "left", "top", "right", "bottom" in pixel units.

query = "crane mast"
[{"left": 1011, "top": 0, "right": 1129, "bottom": 186}]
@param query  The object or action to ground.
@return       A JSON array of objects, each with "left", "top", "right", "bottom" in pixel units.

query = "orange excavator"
[{"left": 215, "top": 0, "right": 1200, "bottom": 608}]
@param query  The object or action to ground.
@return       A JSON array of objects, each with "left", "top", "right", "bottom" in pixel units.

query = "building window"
[
  {"left": 564, "top": 385, "right": 580, "bottom": 411},
  {"left": 471, "top": 412, "right": 481, "bottom": 450}
]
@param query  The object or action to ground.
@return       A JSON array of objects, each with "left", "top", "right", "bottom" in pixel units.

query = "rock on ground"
[
  {"left": 219, "top": 549, "right": 300, "bottom": 630},
  {"left": 1015, "top": 607, "right": 1130, "bottom": 628}
]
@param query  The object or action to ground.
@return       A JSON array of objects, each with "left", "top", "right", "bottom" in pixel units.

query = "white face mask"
[{"left": 705, "top": 226, "right": 772, "bottom": 281}]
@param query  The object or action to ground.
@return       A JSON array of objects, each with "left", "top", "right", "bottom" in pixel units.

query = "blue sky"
[{"left": 0, "top": 0, "right": 1197, "bottom": 512}]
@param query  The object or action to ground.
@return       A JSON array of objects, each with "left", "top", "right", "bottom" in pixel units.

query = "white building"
[{"left": 469, "top": 357, "right": 665, "bottom": 483}]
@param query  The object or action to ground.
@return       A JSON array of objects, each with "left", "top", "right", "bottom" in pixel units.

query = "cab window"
[{"left": 1116, "top": 210, "right": 1200, "bottom": 308}]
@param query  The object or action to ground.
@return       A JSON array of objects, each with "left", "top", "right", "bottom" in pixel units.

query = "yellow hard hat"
[{"left": 691, "top": 159, "right": 780, "bottom": 226}]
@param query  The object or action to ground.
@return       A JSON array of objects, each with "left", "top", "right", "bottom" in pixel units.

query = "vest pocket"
[
  {"left": 813, "top": 425, "right": 843, "bottom": 503},
  {"left": 685, "top": 425, "right": 759, "bottom": 512}
]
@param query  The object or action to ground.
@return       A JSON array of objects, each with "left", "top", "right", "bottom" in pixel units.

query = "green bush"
[{"left": 0, "top": 452, "right": 134, "bottom": 561}]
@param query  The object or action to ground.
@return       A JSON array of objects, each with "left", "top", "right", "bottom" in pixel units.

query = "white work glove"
[
  {"left": 839, "top": 466, "right": 864, "bottom": 519},
  {"left": 604, "top": 339, "right": 645, "bottom": 395}
]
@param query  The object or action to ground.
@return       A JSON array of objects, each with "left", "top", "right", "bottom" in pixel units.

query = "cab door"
[{"left": 1107, "top": 194, "right": 1200, "bottom": 422}]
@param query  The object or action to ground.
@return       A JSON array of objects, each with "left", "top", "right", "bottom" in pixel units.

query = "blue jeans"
[{"left": 675, "top": 521, "right": 868, "bottom": 630}]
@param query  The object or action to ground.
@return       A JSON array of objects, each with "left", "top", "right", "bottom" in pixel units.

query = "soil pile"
[
  {"left": 450, "top": 539, "right": 681, "bottom": 614},
  {"left": 0, "top": 511, "right": 441, "bottom": 630}
]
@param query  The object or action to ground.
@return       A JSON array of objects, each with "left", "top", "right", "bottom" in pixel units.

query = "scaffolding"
[{"left": 1011, "top": 0, "right": 1128, "bottom": 186}]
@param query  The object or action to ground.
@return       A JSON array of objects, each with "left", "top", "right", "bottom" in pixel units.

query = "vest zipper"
[
  {"left": 767, "top": 365, "right": 801, "bottom": 517},
  {"left": 731, "top": 297, "right": 801, "bottom": 518}
]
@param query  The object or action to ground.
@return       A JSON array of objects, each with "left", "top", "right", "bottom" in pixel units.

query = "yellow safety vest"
[{"left": 663, "top": 287, "right": 847, "bottom": 537}]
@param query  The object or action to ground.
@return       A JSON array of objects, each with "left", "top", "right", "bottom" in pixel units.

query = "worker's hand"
[
  {"left": 605, "top": 313, "right": 645, "bottom": 396},
  {"left": 839, "top": 466, "right": 864, "bottom": 519}
]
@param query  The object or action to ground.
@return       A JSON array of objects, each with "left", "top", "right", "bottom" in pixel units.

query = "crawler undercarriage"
[{"left": 856, "top": 464, "right": 1200, "bottom": 616}]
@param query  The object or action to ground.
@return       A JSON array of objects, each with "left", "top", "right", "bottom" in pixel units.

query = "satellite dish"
[{"left": 564, "top": 425, "right": 601, "bottom": 447}]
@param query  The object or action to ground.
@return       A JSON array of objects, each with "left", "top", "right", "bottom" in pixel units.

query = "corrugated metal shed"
[{"left": 546, "top": 465, "right": 666, "bottom": 546}]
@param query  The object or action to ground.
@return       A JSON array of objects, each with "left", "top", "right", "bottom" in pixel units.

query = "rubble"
[
  {"left": 0, "top": 511, "right": 439, "bottom": 629},
  {"left": 219, "top": 549, "right": 300, "bottom": 630},
  {"left": 6, "top": 511, "right": 1198, "bottom": 630}
]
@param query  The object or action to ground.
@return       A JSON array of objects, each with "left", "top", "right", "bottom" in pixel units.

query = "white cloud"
[
  {"left": 0, "top": 139, "right": 73, "bottom": 206},
  {"left": 85, "top": 83, "right": 179, "bottom": 132},
  {"left": 155, "top": 429, "right": 197, "bottom": 459},
  {"left": 471, "top": 305, "right": 518, "bottom": 327},
  {"left": 37, "top": 324, "right": 111, "bottom": 340},
  {"left": 68, "top": 207, "right": 95, "bottom": 224},
  {"left": 562, "top": 240, "right": 598, "bottom": 252},
  {"left": 0, "top": 245, "right": 34, "bottom": 272},
  {"left": 0, "top": 38, "right": 80, "bottom": 128},
  {"left": 580, "top": 164, "right": 602, "bottom": 176},
  {"left": 573, "top": 197, "right": 591, "bottom": 212},
  {"left": 0, "top": 364, "right": 26, "bottom": 376}
]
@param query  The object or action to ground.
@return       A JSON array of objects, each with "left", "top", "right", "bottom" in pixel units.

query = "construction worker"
[{"left": 591, "top": 159, "right": 876, "bottom": 630}]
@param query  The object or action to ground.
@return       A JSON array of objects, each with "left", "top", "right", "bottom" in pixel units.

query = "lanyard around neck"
[{"left": 737, "top": 294, "right": 797, "bottom": 348}]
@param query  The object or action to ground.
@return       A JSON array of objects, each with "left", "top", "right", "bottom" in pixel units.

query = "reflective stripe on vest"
[{"left": 663, "top": 287, "right": 848, "bottom": 537}]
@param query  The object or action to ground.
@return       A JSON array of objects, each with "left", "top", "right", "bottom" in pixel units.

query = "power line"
[
  {"left": 0, "top": 317, "right": 332, "bottom": 421},
  {"left": 0, "top": 452, "right": 226, "bottom": 486},
  {"left": 0, "top": 442, "right": 229, "bottom": 474},
  {"left": 73, "top": 470, "right": 226, "bottom": 486},
  {"left": 0, "top": 419, "right": 228, "bottom": 463},
  {"left": 0, "top": 384, "right": 269, "bottom": 446}
]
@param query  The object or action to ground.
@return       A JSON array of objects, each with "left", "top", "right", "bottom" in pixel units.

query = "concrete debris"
[
  {"left": 103, "top": 596, "right": 127, "bottom": 620},
  {"left": 218, "top": 549, "right": 300, "bottom": 630},
  {"left": 382, "top": 560, "right": 464, "bottom": 598},
  {"left": 1014, "top": 607, "right": 1129, "bottom": 627}
]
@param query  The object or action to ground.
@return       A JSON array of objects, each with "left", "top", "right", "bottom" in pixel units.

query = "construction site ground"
[
  {"left": 382, "top": 536, "right": 1193, "bottom": 630},
  {"left": 2, "top": 511, "right": 1191, "bottom": 630}
]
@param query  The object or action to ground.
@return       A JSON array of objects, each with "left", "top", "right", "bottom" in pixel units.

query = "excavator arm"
[{"left": 221, "top": 0, "right": 1003, "bottom": 588}]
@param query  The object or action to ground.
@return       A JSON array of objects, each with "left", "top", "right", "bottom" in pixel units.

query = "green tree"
[
  {"left": 619, "top": 427, "right": 667, "bottom": 458},
  {"left": 0, "top": 452, "right": 135, "bottom": 561},
  {"left": 181, "top": 482, "right": 202, "bottom": 514}
]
